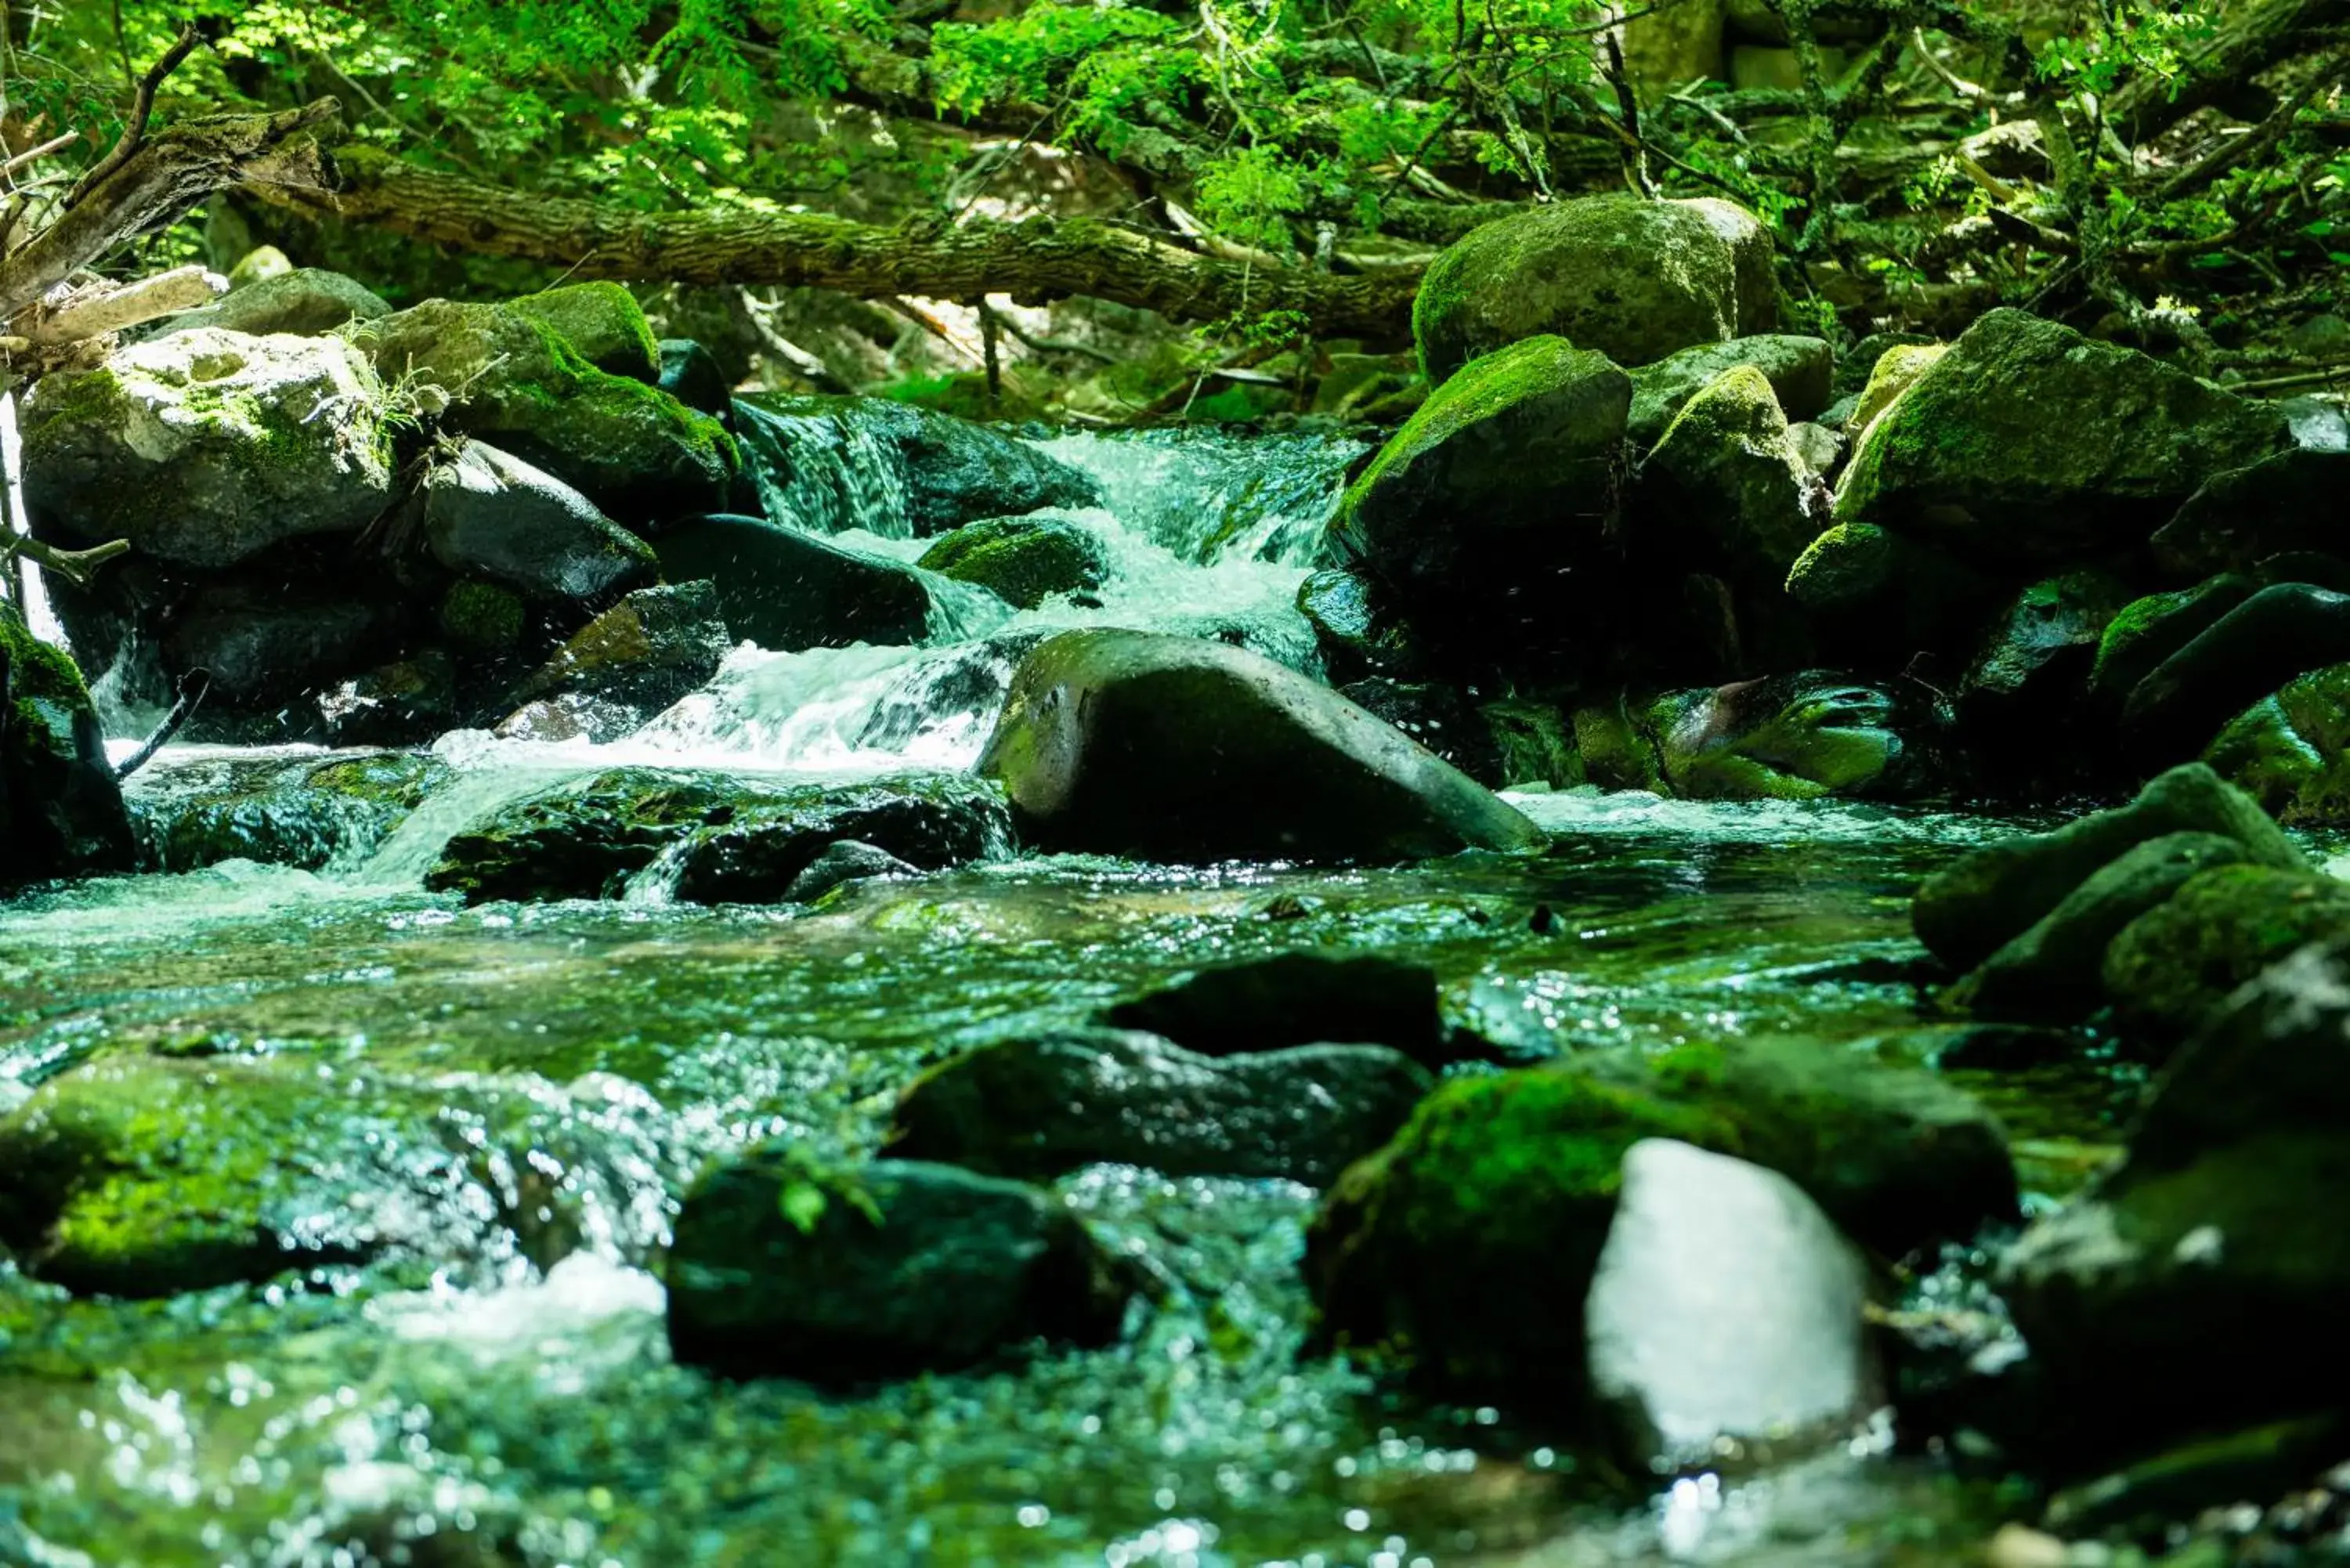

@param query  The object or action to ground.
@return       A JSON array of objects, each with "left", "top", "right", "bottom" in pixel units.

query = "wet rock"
[
  {"left": 1847, "top": 341, "right": 1946, "bottom": 434},
  {"left": 1783, "top": 521, "right": 2002, "bottom": 661},
  {"left": 2151, "top": 448, "right": 2350, "bottom": 579},
  {"left": 508, "top": 282, "right": 660, "bottom": 382},
  {"left": 1954, "top": 832, "right": 2251, "bottom": 1023},
  {"left": 0, "top": 605, "right": 134, "bottom": 887},
  {"left": 976, "top": 629, "right": 1546, "bottom": 862},
  {"left": 1585, "top": 1140, "right": 1874, "bottom": 1465},
  {"left": 24, "top": 327, "right": 396, "bottom": 569},
  {"left": 1788, "top": 421, "right": 1846, "bottom": 480},
  {"left": 888, "top": 1028, "right": 1433, "bottom": 1185},
  {"left": 1647, "top": 671, "right": 1918, "bottom": 801},
  {"left": 732, "top": 396, "right": 1102, "bottom": 537},
  {"left": 670, "top": 774, "right": 1010, "bottom": 902},
  {"left": 422, "top": 439, "right": 658, "bottom": 603},
  {"left": 508, "top": 581, "right": 729, "bottom": 719},
  {"left": 2088, "top": 575, "right": 2258, "bottom": 710},
  {"left": 163, "top": 582, "right": 400, "bottom": 706},
  {"left": 1911, "top": 762, "right": 2305, "bottom": 972},
  {"left": 2121, "top": 583, "right": 2350, "bottom": 764},
  {"left": 2205, "top": 662, "right": 2350, "bottom": 824},
  {"left": 1637, "top": 365, "right": 1828, "bottom": 591},
  {"left": 350, "top": 298, "right": 736, "bottom": 526},
  {"left": 656, "top": 338, "right": 734, "bottom": 422},
  {"left": 153, "top": 267, "right": 390, "bottom": 338},
  {"left": 1834, "top": 310, "right": 2289, "bottom": 564},
  {"left": 0, "top": 1055, "right": 676, "bottom": 1297},
  {"left": 664, "top": 1151, "right": 1135, "bottom": 1382},
  {"left": 1336, "top": 678, "right": 1501, "bottom": 782},
  {"left": 314, "top": 651, "right": 461, "bottom": 747},
  {"left": 1296, "top": 567, "right": 1419, "bottom": 683},
  {"left": 130, "top": 750, "right": 450, "bottom": 873},
  {"left": 491, "top": 695, "right": 638, "bottom": 745},
  {"left": 1481, "top": 697, "right": 1582, "bottom": 788},
  {"left": 1625, "top": 334, "right": 1835, "bottom": 448},
  {"left": 653, "top": 513, "right": 947, "bottom": 650},
  {"left": 2101, "top": 865, "right": 2350, "bottom": 1039},
  {"left": 1953, "top": 571, "right": 2128, "bottom": 764},
  {"left": 1329, "top": 335, "right": 1630, "bottom": 660},
  {"left": 1103, "top": 952, "right": 1446, "bottom": 1065},
  {"left": 1414, "top": 194, "right": 1773, "bottom": 378},
  {"left": 784, "top": 840, "right": 916, "bottom": 901},
  {"left": 2042, "top": 1416, "right": 2346, "bottom": 1540},
  {"left": 426, "top": 769, "right": 737, "bottom": 901},
  {"left": 437, "top": 579, "right": 528, "bottom": 659},
  {"left": 916, "top": 512, "right": 1111, "bottom": 609}
]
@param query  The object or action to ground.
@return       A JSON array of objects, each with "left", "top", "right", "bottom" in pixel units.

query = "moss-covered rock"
[
  {"left": 668, "top": 774, "right": 1012, "bottom": 902},
  {"left": 888, "top": 1028, "right": 1433, "bottom": 1185},
  {"left": 1625, "top": 334, "right": 1835, "bottom": 448},
  {"left": 1952, "top": 571, "right": 2128, "bottom": 768},
  {"left": 2100, "top": 864, "right": 2350, "bottom": 1039},
  {"left": 2205, "top": 662, "right": 2350, "bottom": 824},
  {"left": 129, "top": 749, "right": 450, "bottom": 873},
  {"left": 0, "top": 605, "right": 133, "bottom": 887},
  {"left": 664, "top": 1151, "right": 1136, "bottom": 1382},
  {"left": 509, "top": 281, "right": 661, "bottom": 381},
  {"left": 1912, "top": 762, "right": 2305, "bottom": 972},
  {"left": 1834, "top": 309, "right": 2290, "bottom": 564},
  {"left": 976, "top": 628, "right": 1546, "bottom": 862},
  {"left": 2120, "top": 583, "right": 2350, "bottom": 766},
  {"left": 1846, "top": 341, "right": 1945, "bottom": 434},
  {"left": 2088, "top": 575, "right": 2258, "bottom": 710},
  {"left": 1413, "top": 194, "right": 1773, "bottom": 379},
  {"left": 1637, "top": 364, "right": 1828, "bottom": 591},
  {"left": 1647, "top": 671, "right": 1918, "bottom": 801},
  {"left": 438, "top": 578, "right": 528, "bottom": 658},
  {"left": 1783, "top": 519, "right": 2003, "bottom": 660},
  {"left": 1296, "top": 566, "right": 1419, "bottom": 684},
  {"left": 24, "top": 327, "right": 396, "bottom": 569},
  {"left": 916, "top": 513, "right": 1111, "bottom": 609}
]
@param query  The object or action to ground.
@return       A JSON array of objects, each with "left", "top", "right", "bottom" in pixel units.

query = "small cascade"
[
  {"left": 1035, "top": 425, "right": 1368, "bottom": 566},
  {"left": 732, "top": 399, "right": 915, "bottom": 537}
]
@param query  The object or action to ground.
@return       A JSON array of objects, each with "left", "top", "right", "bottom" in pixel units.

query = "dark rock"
[
  {"left": 1953, "top": 572, "right": 2128, "bottom": 762},
  {"left": 0, "top": 605, "right": 134, "bottom": 887},
  {"left": 314, "top": 651, "right": 461, "bottom": 746},
  {"left": 438, "top": 578, "right": 529, "bottom": 659},
  {"left": 1784, "top": 521, "right": 2004, "bottom": 661},
  {"left": 492, "top": 695, "right": 641, "bottom": 745},
  {"left": 1296, "top": 567, "right": 1418, "bottom": 683},
  {"left": 653, "top": 513, "right": 947, "bottom": 650},
  {"left": 1336, "top": 678, "right": 1502, "bottom": 782},
  {"left": 164, "top": 583, "right": 400, "bottom": 706},
  {"left": 508, "top": 580, "right": 729, "bottom": 716},
  {"left": 657, "top": 338, "right": 735, "bottom": 423},
  {"left": 1481, "top": 697, "right": 1582, "bottom": 788},
  {"left": 1647, "top": 670, "right": 1918, "bottom": 801},
  {"left": 672, "top": 775, "right": 1009, "bottom": 902},
  {"left": 976, "top": 629, "right": 1546, "bottom": 862},
  {"left": 1103, "top": 952, "right": 1446, "bottom": 1065},
  {"left": 1414, "top": 194, "right": 1773, "bottom": 379},
  {"left": 1835, "top": 309, "right": 2290, "bottom": 564},
  {"left": 2101, "top": 865, "right": 2350, "bottom": 1039},
  {"left": 2205, "top": 662, "right": 2350, "bottom": 824},
  {"left": 130, "top": 749, "right": 449, "bottom": 873},
  {"left": 1955, "top": 832, "right": 2251, "bottom": 1022},
  {"left": 916, "top": 513, "right": 1111, "bottom": 609},
  {"left": 154, "top": 268, "right": 389, "bottom": 338},
  {"left": 2044, "top": 1417, "right": 2346, "bottom": 1539},
  {"left": 663, "top": 1151, "right": 1135, "bottom": 1382},
  {"left": 422, "top": 440, "right": 657, "bottom": 602},
  {"left": 1625, "top": 334, "right": 1836, "bottom": 448},
  {"left": 1911, "top": 762, "right": 2306, "bottom": 972},
  {"left": 783, "top": 840, "right": 917, "bottom": 901},
  {"left": 888, "top": 1028, "right": 1434, "bottom": 1185},
  {"left": 2152, "top": 448, "right": 2350, "bottom": 579},
  {"left": 2088, "top": 575, "right": 2258, "bottom": 711},
  {"left": 2122, "top": 583, "right": 2350, "bottom": 764},
  {"left": 427, "top": 768, "right": 732, "bottom": 901}
]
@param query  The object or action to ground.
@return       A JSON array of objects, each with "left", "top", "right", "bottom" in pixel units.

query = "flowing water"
[{"left": 0, "top": 425, "right": 2147, "bottom": 1566}]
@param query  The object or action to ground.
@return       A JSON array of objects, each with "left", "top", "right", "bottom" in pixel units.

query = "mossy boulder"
[
  {"left": 1912, "top": 762, "right": 2305, "bottom": 972},
  {"left": 1625, "top": 334, "right": 1835, "bottom": 448},
  {"left": 1413, "top": 194, "right": 1773, "bottom": 379},
  {"left": 1637, "top": 364, "right": 1828, "bottom": 590},
  {"left": 1783, "top": 520, "right": 2003, "bottom": 659},
  {"left": 508, "top": 580, "right": 729, "bottom": 721},
  {"left": 2151, "top": 448, "right": 2350, "bottom": 580},
  {"left": 350, "top": 298, "right": 736, "bottom": 527},
  {"left": 916, "top": 513, "right": 1111, "bottom": 609},
  {"left": 154, "top": 268, "right": 391, "bottom": 339},
  {"left": 975, "top": 628, "right": 1546, "bottom": 862},
  {"left": 421, "top": 439, "right": 657, "bottom": 603},
  {"left": 667, "top": 774, "right": 1012, "bottom": 902},
  {"left": 653, "top": 513, "right": 949, "bottom": 650},
  {"left": 1846, "top": 341, "right": 1946, "bottom": 434},
  {"left": 2205, "top": 662, "right": 2350, "bottom": 824},
  {"left": 2120, "top": 583, "right": 2350, "bottom": 765},
  {"left": 664, "top": 1151, "right": 1136, "bottom": 1382},
  {"left": 1329, "top": 335, "right": 1629, "bottom": 659},
  {"left": 0, "top": 605, "right": 133, "bottom": 887},
  {"left": 2100, "top": 864, "right": 2350, "bottom": 1039},
  {"left": 1647, "top": 671, "right": 1918, "bottom": 801},
  {"left": 509, "top": 281, "right": 661, "bottom": 381},
  {"left": 23, "top": 327, "right": 396, "bottom": 569},
  {"left": 1834, "top": 309, "right": 2290, "bottom": 563},
  {"left": 0, "top": 1053, "right": 678, "bottom": 1297},
  {"left": 888, "top": 1028, "right": 1433, "bottom": 1185},
  {"left": 2088, "top": 575, "right": 2258, "bottom": 710},
  {"left": 128, "top": 749, "right": 450, "bottom": 873}
]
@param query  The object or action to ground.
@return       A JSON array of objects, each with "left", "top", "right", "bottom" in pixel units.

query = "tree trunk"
[{"left": 250, "top": 146, "right": 1430, "bottom": 337}]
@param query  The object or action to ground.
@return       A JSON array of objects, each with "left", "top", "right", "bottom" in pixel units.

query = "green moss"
[
  {"left": 512, "top": 282, "right": 661, "bottom": 381},
  {"left": 916, "top": 516, "right": 1109, "bottom": 609},
  {"left": 439, "top": 579, "right": 528, "bottom": 655},
  {"left": 2104, "top": 863, "right": 2350, "bottom": 1036}
]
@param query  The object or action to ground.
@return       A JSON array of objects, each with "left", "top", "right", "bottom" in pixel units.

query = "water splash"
[{"left": 1035, "top": 425, "right": 1365, "bottom": 566}]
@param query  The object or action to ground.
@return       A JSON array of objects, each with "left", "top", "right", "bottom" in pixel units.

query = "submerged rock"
[
  {"left": 1911, "top": 762, "right": 2305, "bottom": 972},
  {"left": 1834, "top": 309, "right": 2289, "bottom": 563},
  {"left": 1625, "top": 334, "right": 1835, "bottom": 449},
  {"left": 888, "top": 1028, "right": 1433, "bottom": 1185},
  {"left": 783, "top": 839, "right": 916, "bottom": 901},
  {"left": 664, "top": 1152, "right": 1135, "bottom": 1382},
  {"left": 1413, "top": 193, "right": 1772, "bottom": 378},
  {"left": 1103, "top": 952, "right": 1447, "bottom": 1066},
  {"left": 421, "top": 439, "right": 658, "bottom": 603},
  {"left": 654, "top": 513, "right": 951, "bottom": 650},
  {"left": 0, "top": 605, "right": 133, "bottom": 887},
  {"left": 2100, "top": 865, "right": 2350, "bottom": 1038},
  {"left": 916, "top": 512, "right": 1111, "bottom": 609},
  {"left": 24, "top": 327, "right": 396, "bottom": 569},
  {"left": 976, "top": 629, "right": 1546, "bottom": 862},
  {"left": 507, "top": 580, "right": 729, "bottom": 720},
  {"left": 132, "top": 750, "right": 450, "bottom": 873}
]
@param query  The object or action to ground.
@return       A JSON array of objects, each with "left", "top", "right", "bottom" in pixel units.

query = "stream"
[{"left": 0, "top": 422, "right": 2149, "bottom": 1566}]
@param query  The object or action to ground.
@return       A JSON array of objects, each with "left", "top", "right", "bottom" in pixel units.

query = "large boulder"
[
  {"left": 653, "top": 513, "right": 952, "bottom": 650},
  {"left": 1625, "top": 334, "right": 1835, "bottom": 448},
  {"left": 154, "top": 267, "right": 391, "bottom": 338},
  {"left": 1636, "top": 364, "right": 1828, "bottom": 591},
  {"left": 1911, "top": 762, "right": 2305, "bottom": 972},
  {"left": 508, "top": 282, "right": 661, "bottom": 381},
  {"left": 1414, "top": 194, "right": 1773, "bottom": 379},
  {"left": 1834, "top": 309, "right": 2290, "bottom": 563},
  {"left": 2100, "top": 864, "right": 2350, "bottom": 1039},
  {"left": 0, "top": 606, "right": 133, "bottom": 887},
  {"left": 2120, "top": 583, "right": 2350, "bottom": 764},
  {"left": 162, "top": 581, "right": 401, "bottom": 706},
  {"left": 887, "top": 1028, "right": 1433, "bottom": 1185},
  {"left": 2206, "top": 662, "right": 2350, "bottom": 824},
  {"left": 1329, "top": 335, "right": 1629, "bottom": 658},
  {"left": 916, "top": 512, "right": 1111, "bottom": 609},
  {"left": 421, "top": 439, "right": 657, "bottom": 602},
  {"left": 664, "top": 1151, "right": 1136, "bottom": 1382},
  {"left": 23, "top": 328, "right": 396, "bottom": 569},
  {"left": 733, "top": 396, "right": 1103, "bottom": 537},
  {"left": 349, "top": 298, "right": 736, "bottom": 526},
  {"left": 975, "top": 629, "right": 1546, "bottom": 862}
]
